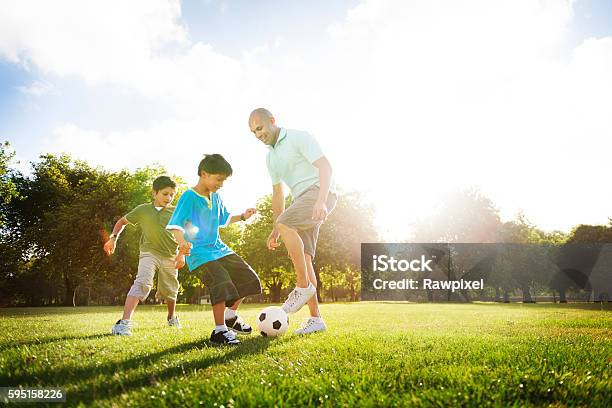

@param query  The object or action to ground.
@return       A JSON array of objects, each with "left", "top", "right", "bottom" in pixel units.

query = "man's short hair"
[
  {"left": 152, "top": 176, "right": 177, "bottom": 192},
  {"left": 198, "top": 154, "right": 233, "bottom": 177}
]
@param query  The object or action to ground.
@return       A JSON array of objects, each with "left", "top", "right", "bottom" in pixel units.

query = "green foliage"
[
  {"left": 0, "top": 141, "right": 19, "bottom": 207},
  {"left": 567, "top": 224, "right": 612, "bottom": 243},
  {"left": 236, "top": 195, "right": 294, "bottom": 302},
  {"left": 0, "top": 303, "right": 609, "bottom": 406}
]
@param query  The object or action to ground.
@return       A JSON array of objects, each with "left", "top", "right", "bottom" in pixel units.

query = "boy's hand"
[
  {"left": 312, "top": 200, "right": 328, "bottom": 222},
  {"left": 175, "top": 254, "right": 186, "bottom": 269},
  {"left": 103, "top": 238, "right": 116, "bottom": 255},
  {"left": 178, "top": 241, "right": 192, "bottom": 256},
  {"left": 243, "top": 208, "right": 256, "bottom": 220},
  {"left": 267, "top": 229, "right": 281, "bottom": 250}
]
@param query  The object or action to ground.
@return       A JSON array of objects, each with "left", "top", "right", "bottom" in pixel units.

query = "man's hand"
[
  {"left": 103, "top": 238, "right": 116, "bottom": 255},
  {"left": 178, "top": 241, "right": 192, "bottom": 256},
  {"left": 242, "top": 208, "right": 257, "bottom": 220},
  {"left": 175, "top": 254, "right": 186, "bottom": 269},
  {"left": 312, "top": 200, "right": 328, "bottom": 222},
  {"left": 267, "top": 229, "right": 281, "bottom": 250}
]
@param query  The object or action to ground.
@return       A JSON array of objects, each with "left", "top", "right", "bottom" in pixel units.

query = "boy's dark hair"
[
  {"left": 198, "top": 154, "right": 233, "bottom": 177},
  {"left": 152, "top": 176, "right": 177, "bottom": 192}
]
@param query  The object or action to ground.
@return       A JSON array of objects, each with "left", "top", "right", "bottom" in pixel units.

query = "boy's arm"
[
  {"left": 312, "top": 156, "right": 333, "bottom": 221},
  {"left": 103, "top": 217, "right": 130, "bottom": 255},
  {"left": 228, "top": 208, "right": 256, "bottom": 224},
  {"left": 167, "top": 228, "right": 191, "bottom": 269},
  {"left": 167, "top": 228, "right": 192, "bottom": 256},
  {"left": 267, "top": 183, "right": 285, "bottom": 250}
]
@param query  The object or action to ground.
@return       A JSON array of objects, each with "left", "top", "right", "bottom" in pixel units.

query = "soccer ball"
[{"left": 257, "top": 306, "right": 289, "bottom": 337}]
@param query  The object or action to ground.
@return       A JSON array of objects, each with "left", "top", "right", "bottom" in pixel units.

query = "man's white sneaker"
[
  {"left": 112, "top": 319, "right": 132, "bottom": 336},
  {"left": 294, "top": 317, "right": 327, "bottom": 335},
  {"left": 282, "top": 283, "right": 316, "bottom": 314},
  {"left": 167, "top": 315, "right": 182, "bottom": 328}
]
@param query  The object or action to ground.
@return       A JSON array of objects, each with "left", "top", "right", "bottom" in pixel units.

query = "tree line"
[
  {"left": 1, "top": 142, "right": 609, "bottom": 306},
  {"left": 0, "top": 142, "right": 376, "bottom": 306}
]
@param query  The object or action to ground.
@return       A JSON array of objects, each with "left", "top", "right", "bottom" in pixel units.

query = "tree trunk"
[
  {"left": 270, "top": 283, "right": 282, "bottom": 303},
  {"left": 64, "top": 276, "right": 76, "bottom": 306},
  {"left": 559, "top": 288, "right": 567, "bottom": 303},
  {"left": 522, "top": 285, "right": 535, "bottom": 303},
  {"left": 503, "top": 289, "right": 510, "bottom": 303}
]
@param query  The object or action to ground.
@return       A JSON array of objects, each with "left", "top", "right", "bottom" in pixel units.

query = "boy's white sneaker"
[
  {"left": 294, "top": 317, "right": 327, "bottom": 335},
  {"left": 282, "top": 283, "right": 316, "bottom": 314},
  {"left": 112, "top": 319, "right": 132, "bottom": 336},
  {"left": 167, "top": 315, "right": 182, "bottom": 328}
]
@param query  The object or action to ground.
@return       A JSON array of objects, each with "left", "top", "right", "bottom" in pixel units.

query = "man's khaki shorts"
[
  {"left": 127, "top": 252, "right": 179, "bottom": 302},
  {"left": 276, "top": 185, "right": 337, "bottom": 258}
]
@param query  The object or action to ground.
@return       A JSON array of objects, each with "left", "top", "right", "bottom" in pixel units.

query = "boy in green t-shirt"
[{"left": 103, "top": 176, "right": 184, "bottom": 336}]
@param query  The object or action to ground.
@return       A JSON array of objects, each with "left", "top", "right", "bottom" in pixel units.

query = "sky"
[{"left": 0, "top": 0, "right": 611, "bottom": 240}]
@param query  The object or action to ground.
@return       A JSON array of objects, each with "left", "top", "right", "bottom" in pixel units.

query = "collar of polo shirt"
[{"left": 268, "top": 128, "right": 287, "bottom": 149}]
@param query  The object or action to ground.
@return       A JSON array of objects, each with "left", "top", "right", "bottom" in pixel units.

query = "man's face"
[
  {"left": 202, "top": 172, "right": 228, "bottom": 192},
  {"left": 249, "top": 114, "right": 277, "bottom": 146},
  {"left": 153, "top": 187, "right": 176, "bottom": 207}
]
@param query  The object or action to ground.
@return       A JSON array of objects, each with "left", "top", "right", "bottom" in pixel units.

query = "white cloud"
[{"left": 17, "top": 80, "right": 56, "bottom": 96}]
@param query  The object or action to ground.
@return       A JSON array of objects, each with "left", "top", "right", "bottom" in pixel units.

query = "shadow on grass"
[
  {"left": 0, "top": 333, "right": 113, "bottom": 351},
  {"left": 1, "top": 333, "right": 291, "bottom": 406}
]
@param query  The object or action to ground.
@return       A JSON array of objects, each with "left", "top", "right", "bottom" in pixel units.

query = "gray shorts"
[
  {"left": 127, "top": 252, "right": 179, "bottom": 302},
  {"left": 276, "top": 185, "right": 337, "bottom": 258}
]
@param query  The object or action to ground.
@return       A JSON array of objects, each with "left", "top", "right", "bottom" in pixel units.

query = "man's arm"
[
  {"left": 267, "top": 183, "right": 285, "bottom": 250},
  {"left": 271, "top": 183, "right": 285, "bottom": 222},
  {"left": 312, "top": 156, "right": 333, "bottom": 221},
  {"left": 103, "top": 217, "right": 130, "bottom": 255}
]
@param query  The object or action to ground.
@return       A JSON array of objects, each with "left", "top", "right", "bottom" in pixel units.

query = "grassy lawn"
[{"left": 1, "top": 302, "right": 610, "bottom": 407}]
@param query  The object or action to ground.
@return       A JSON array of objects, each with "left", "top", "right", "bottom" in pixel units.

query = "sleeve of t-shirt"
[
  {"left": 166, "top": 193, "right": 193, "bottom": 233},
  {"left": 296, "top": 131, "right": 325, "bottom": 163},
  {"left": 124, "top": 204, "right": 144, "bottom": 225},
  {"left": 217, "top": 194, "right": 231, "bottom": 228},
  {"left": 266, "top": 154, "right": 281, "bottom": 185}
]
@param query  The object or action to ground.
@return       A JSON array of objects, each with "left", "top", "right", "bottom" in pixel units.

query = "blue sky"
[{"left": 1, "top": 0, "right": 611, "bottom": 238}]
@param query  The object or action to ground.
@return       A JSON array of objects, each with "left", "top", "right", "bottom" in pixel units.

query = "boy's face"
[
  {"left": 201, "top": 172, "right": 228, "bottom": 192},
  {"left": 152, "top": 186, "right": 176, "bottom": 207}
]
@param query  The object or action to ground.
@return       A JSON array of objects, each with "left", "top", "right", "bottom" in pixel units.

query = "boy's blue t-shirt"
[{"left": 166, "top": 188, "right": 234, "bottom": 271}]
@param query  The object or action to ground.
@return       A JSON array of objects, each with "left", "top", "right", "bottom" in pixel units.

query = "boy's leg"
[
  {"left": 158, "top": 255, "right": 180, "bottom": 321},
  {"left": 122, "top": 295, "right": 140, "bottom": 320},
  {"left": 122, "top": 252, "right": 156, "bottom": 319},
  {"left": 194, "top": 260, "right": 242, "bottom": 344},
  {"left": 275, "top": 222, "right": 309, "bottom": 288},
  {"left": 166, "top": 300, "right": 176, "bottom": 320},
  {"left": 212, "top": 301, "right": 226, "bottom": 326},
  {"left": 228, "top": 297, "right": 243, "bottom": 311}
]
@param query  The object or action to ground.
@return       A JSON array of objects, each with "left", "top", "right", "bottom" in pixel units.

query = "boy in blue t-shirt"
[{"left": 166, "top": 154, "right": 262, "bottom": 346}]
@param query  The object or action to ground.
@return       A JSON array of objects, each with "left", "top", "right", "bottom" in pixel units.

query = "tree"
[
  {"left": 236, "top": 195, "right": 294, "bottom": 303},
  {"left": 412, "top": 187, "right": 502, "bottom": 243},
  {"left": 316, "top": 191, "right": 378, "bottom": 301}
]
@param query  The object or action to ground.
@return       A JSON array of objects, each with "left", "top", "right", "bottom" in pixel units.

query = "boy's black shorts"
[{"left": 194, "top": 253, "right": 262, "bottom": 306}]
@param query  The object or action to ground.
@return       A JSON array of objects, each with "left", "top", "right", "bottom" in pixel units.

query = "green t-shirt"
[{"left": 125, "top": 203, "right": 178, "bottom": 258}]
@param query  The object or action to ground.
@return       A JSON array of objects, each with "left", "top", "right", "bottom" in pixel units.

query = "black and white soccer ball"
[{"left": 257, "top": 306, "right": 289, "bottom": 337}]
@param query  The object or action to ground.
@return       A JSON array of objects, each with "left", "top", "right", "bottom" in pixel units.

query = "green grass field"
[{"left": 1, "top": 303, "right": 610, "bottom": 407}]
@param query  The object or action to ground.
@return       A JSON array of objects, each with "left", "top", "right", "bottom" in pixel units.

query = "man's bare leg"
[
  {"left": 276, "top": 222, "right": 309, "bottom": 287},
  {"left": 305, "top": 254, "right": 321, "bottom": 318}
]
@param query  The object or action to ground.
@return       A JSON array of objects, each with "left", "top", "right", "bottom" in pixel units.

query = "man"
[{"left": 248, "top": 108, "right": 337, "bottom": 334}]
